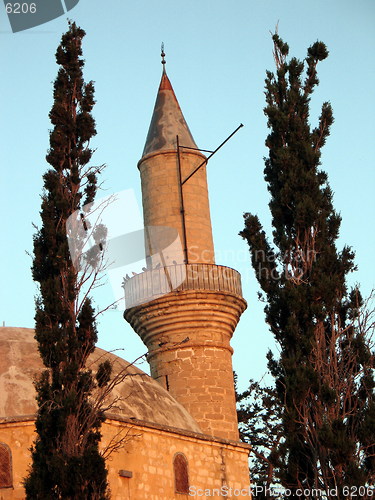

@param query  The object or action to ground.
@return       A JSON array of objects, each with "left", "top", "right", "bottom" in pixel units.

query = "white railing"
[{"left": 124, "top": 263, "right": 243, "bottom": 308}]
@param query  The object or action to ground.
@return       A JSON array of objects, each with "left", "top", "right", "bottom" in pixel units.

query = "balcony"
[{"left": 124, "top": 263, "right": 243, "bottom": 309}]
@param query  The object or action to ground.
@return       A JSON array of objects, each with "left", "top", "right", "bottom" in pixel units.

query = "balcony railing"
[{"left": 124, "top": 263, "right": 243, "bottom": 309}]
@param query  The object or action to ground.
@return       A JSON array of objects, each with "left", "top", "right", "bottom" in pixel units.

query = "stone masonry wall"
[
  {"left": 0, "top": 418, "right": 251, "bottom": 500},
  {"left": 125, "top": 290, "right": 247, "bottom": 441},
  {"left": 139, "top": 150, "right": 215, "bottom": 265},
  {"left": 102, "top": 419, "right": 251, "bottom": 500}
]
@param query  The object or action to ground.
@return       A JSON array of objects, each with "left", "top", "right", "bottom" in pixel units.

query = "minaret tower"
[{"left": 124, "top": 49, "right": 246, "bottom": 441}]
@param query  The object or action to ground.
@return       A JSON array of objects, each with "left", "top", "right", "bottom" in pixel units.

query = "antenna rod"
[
  {"left": 176, "top": 135, "right": 189, "bottom": 264},
  {"left": 181, "top": 123, "right": 244, "bottom": 185}
]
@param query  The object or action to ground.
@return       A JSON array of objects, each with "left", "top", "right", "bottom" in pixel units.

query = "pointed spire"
[{"left": 142, "top": 48, "right": 198, "bottom": 158}]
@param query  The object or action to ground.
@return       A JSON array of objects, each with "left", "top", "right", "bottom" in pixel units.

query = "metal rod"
[
  {"left": 179, "top": 146, "right": 214, "bottom": 153},
  {"left": 181, "top": 123, "right": 244, "bottom": 185},
  {"left": 159, "top": 252, "right": 173, "bottom": 292},
  {"left": 176, "top": 135, "right": 189, "bottom": 264}
]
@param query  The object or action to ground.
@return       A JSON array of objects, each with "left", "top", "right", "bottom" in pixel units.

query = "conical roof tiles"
[{"left": 142, "top": 71, "right": 198, "bottom": 157}]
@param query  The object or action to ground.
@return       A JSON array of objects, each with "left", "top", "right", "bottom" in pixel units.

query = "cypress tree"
[
  {"left": 236, "top": 376, "right": 283, "bottom": 499},
  {"left": 24, "top": 22, "right": 110, "bottom": 499},
  {"left": 240, "top": 34, "right": 374, "bottom": 498}
]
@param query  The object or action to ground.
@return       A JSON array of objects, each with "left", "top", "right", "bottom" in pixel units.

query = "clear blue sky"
[{"left": 0, "top": 0, "right": 374, "bottom": 391}]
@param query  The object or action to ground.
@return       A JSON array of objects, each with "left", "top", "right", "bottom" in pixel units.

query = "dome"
[{"left": 0, "top": 327, "right": 201, "bottom": 433}]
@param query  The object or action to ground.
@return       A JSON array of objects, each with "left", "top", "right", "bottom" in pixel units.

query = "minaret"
[{"left": 124, "top": 49, "right": 246, "bottom": 441}]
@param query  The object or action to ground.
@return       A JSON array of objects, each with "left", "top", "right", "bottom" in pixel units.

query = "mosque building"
[{"left": 0, "top": 53, "right": 251, "bottom": 499}]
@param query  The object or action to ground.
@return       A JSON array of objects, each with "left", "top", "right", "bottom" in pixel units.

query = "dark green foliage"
[
  {"left": 240, "top": 34, "right": 375, "bottom": 498},
  {"left": 24, "top": 22, "right": 110, "bottom": 500},
  {"left": 236, "top": 375, "right": 283, "bottom": 500}
]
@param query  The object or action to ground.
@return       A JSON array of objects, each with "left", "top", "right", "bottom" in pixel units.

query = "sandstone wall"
[{"left": 0, "top": 418, "right": 251, "bottom": 500}]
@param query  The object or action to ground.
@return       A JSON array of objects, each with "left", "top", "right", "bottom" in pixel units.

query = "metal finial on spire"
[{"left": 161, "top": 42, "right": 166, "bottom": 72}]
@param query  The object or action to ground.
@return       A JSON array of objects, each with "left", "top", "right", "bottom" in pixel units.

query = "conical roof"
[{"left": 142, "top": 69, "right": 198, "bottom": 157}]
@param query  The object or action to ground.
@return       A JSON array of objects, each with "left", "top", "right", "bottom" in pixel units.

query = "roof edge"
[{"left": 0, "top": 414, "right": 250, "bottom": 451}]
